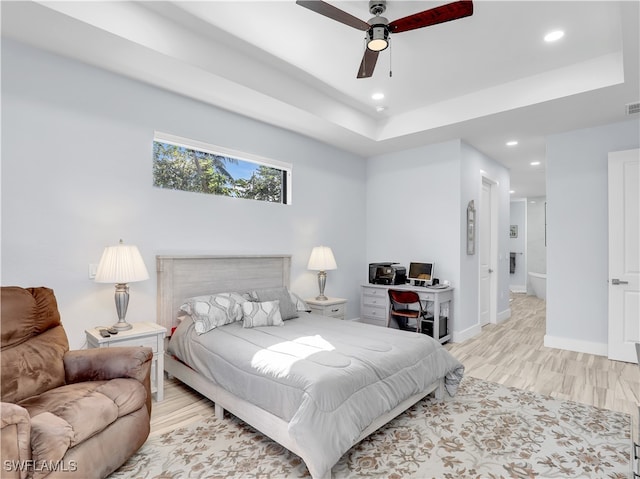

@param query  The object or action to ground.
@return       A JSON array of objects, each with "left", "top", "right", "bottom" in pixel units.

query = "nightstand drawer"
[
  {"left": 107, "top": 335, "right": 159, "bottom": 352},
  {"left": 323, "top": 303, "right": 345, "bottom": 318},
  {"left": 305, "top": 297, "right": 347, "bottom": 320}
]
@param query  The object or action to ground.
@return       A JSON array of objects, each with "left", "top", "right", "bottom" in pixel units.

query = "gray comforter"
[{"left": 168, "top": 313, "right": 464, "bottom": 478}]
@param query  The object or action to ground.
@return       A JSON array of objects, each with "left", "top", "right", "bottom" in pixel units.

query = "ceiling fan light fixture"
[
  {"left": 367, "top": 24, "right": 389, "bottom": 52},
  {"left": 296, "top": 0, "right": 474, "bottom": 78},
  {"left": 544, "top": 30, "right": 565, "bottom": 42}
]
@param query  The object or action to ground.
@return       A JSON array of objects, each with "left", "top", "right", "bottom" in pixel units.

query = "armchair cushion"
[
  {"left": 1, "top": 287, "right": 61, "bottom": 347},
  {"left": 29, "top": 413, "right": 73, "bottom": 471},
  {"left": 18, "top": 378, "right": 147, "bottom": 470},
  {"left": 0, "top": 402, "right": 31, "bottom": 479},
  {"left": 1, "top": 287, "right": 69, "bottom": 404}
]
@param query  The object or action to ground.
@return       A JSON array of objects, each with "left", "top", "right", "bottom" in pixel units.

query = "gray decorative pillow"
[
  {"left": 179, "top": 292, "right": 246, "bottom": 335},
  {"left": 248, "top": 287, "right": 298, "bottom": 320},
  {"left": 242, "top": 300, "right": 283, "bottom": 328}
]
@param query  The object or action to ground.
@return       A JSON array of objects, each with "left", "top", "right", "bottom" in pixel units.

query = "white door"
[
  {"left": 479, "top": 179, "right": 495, "bottom": 325},
  {"left": 608, "top": 149, "right": 640, "bottom": 363}
]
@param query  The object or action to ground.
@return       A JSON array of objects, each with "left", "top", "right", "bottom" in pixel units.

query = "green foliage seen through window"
[{"left": 153, "top": 141, "right": 287, "bottom": 204}]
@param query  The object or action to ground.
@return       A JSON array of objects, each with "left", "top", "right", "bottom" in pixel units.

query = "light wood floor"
[
  {"left": 445, "top": 293, "right": 639, "bottom": 433},
  {"left": 151, "top": 293, "right": 639, "bottom": 437}
]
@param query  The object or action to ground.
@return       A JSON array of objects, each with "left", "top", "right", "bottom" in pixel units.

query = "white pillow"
[
  {"left": 289, "top": 291, "right": 311, "bottom": 312},
  {"left": 242, "top": 300, "right": 284, "bottom": 328},
  {"left": 179, "top": 292, "right": 246, "bottom": 335}
]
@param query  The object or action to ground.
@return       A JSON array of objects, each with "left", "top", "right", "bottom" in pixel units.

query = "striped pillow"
[{"left": 179, "top": 292, "right": 246, "bottom": 334}]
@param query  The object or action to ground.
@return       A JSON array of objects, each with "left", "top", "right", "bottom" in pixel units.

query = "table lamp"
[
  {"left": 94, "top": 239, "right": 149, "bottom": 331},
  {"left": 307, "top": 246, "right": 337, "bottom": 301}
]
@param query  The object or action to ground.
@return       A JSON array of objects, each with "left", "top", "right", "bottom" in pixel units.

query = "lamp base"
[
  {"left": 316, "top": 270, "right": 328, "bottom": 302},
  {"left": 113, "top": 283, "right": 133, "bottom": 331},
  {"left": 111, "top": 320, "right": 133, "bottom": 331}
]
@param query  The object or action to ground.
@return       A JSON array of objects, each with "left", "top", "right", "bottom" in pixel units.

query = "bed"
[{"left": 157, "top": 254, "right": 464, "bottom": 479}]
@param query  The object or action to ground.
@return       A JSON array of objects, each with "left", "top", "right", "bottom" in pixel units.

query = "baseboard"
[
  {"left": 543, "top": 334, "right": 608, "bottom": 357},
  {"left": 510, "top": 286, "right": 526, "bottom": 293},
  {"left": 451, "top": 323, "right": 482, "bottom": 343},
  {"left": 496, "top": 308, "right": 511, "bottom": 324}
]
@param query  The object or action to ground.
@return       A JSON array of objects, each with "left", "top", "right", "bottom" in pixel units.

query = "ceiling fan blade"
[
  {"left": 357, "top": 49, "right": 379, "bottom": 79},
  {"left": 296, "top": 0, "right": 370, "bottom": 31},
  {"left": 388, "top": 0, "right": 473, "bottom": 34}
]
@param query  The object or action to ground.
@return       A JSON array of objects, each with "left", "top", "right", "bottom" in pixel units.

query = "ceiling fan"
[{"left": 296, "top": 0, "right": 474, "bottom": 78}]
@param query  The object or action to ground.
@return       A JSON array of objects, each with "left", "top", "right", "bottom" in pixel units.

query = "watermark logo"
[{"left": 3, "top": 460, "right": 78, "bottom": 473}]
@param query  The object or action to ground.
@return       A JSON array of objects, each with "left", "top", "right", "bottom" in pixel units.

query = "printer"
[{"left": 369, "top": 263, "right": 407, "bottom": 285}]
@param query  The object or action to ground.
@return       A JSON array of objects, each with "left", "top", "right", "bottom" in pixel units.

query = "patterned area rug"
[{"left": 110, "top": 377, "right": 631, "bottom": 479}]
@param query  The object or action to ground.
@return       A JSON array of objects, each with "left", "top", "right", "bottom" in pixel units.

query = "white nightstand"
[
  {"left": 305, "top": 297, "right": 347, "bottom": 320},
  {"left": 85, "top": 322, "right": 166, "bottom": 401}
]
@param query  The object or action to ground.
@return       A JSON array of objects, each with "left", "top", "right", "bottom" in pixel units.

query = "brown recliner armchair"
[{"left": 1, "top": 286, "right": 153, "bottom": 479}]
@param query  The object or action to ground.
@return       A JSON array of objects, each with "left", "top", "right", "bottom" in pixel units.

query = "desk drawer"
[
  {"left": 107, "top": 335, "right": 159, "bottom": 352},
  {"left": 362, "top": 294, "right": 386, "bottom": 308},
  {"left": 362, "top": 287, "right": 386, "bottom": 298},
  {"left": 361, "top": 316, "right": 387, "bottom": 328},
  {"left": 362, "top": 305, "right": 387, "bottom": 321}
]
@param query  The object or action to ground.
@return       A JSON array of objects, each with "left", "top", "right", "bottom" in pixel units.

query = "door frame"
[{"left": 480, "top": 176, "right": 499, "bottom": 325}]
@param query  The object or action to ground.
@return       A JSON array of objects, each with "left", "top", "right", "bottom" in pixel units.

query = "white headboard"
[{"left": 156, "top": 254, "right": 291, "bottom": 331}]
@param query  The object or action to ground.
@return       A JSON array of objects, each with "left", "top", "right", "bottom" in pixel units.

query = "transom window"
[{"left": 153, "top": 132, "right": 291, "bottom": 205}]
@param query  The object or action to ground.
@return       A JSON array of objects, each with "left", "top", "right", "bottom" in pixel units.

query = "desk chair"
[{"left": 388, "top": 289, "right": 431, "bottom": 333}]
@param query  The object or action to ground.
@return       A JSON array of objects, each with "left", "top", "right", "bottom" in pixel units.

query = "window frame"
[{"left": 153, "top": 131, "right": 292, "bottom": 205}]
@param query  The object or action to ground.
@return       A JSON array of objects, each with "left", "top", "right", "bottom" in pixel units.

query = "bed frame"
[{"left": 157, "top": 254, "right": 443, "bottom": 479}]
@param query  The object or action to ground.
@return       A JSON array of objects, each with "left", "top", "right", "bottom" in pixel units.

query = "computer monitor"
[{"left": 408, "top": 262, "right": 434, "bottom": 286}]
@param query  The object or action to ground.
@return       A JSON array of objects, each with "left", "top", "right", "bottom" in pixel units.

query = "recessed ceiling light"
[
  {"left": 506, "top": 140, "right": 518, "bottom": 146},
  {"left": 509, "top": 190, "right": 515, "bottom": 194},
  {"left": 530, "top": 161, "right": 541, "bottom": 166},
  {"left": 375, "top": 106, "right": 386, "bottom": 112},
  {"left": 544, "top": 30, "right": 564, "bottom": 42},
  {"left": 371, "top": 92, "right": 385, "bottom": 101}
]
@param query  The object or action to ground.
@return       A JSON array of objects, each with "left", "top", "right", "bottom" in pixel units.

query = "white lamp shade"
[
  {"left": 94, "top": 242, "right": 149, "bottom": 284},
  {"left": 307, "top": 246, "right": 337, "bottom": 271}
]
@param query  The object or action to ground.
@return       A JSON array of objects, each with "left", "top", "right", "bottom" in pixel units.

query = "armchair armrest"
[
  {"left": 64, "top": 347, "right": 152, "bottom": 383},
  {"left": 1, "top": 402, "right": 31, "bottom": 479},
  {"left": 64, "top": 347, "right": 153, "bottom": 413}
]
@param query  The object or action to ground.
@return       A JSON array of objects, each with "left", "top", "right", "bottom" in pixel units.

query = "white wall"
[
  {"left": 1, "top": 39, "right": 367, "bottom": 348},
  {"left": 509, "top": 199, "right": 527, "bottom": 291},
  {"left": 366, "top": 140, "right": 461, "bottom": 285},
  {"left": 460, "top": 142, "right": 512, "bottom": 328},
  {"left": 546, "top": 119, "right": 640, "bottom": 354},
  {"left": 366, "top": 139, "right": 510, "bottom": 339}
]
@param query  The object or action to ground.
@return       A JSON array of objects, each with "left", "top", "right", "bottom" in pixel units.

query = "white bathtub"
[{"left": 528, "top": 272, "right": 546, "bottom": 300}]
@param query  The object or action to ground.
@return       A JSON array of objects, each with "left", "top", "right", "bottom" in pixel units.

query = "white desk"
[{"left": 361, "top": 283, "right": 453, "bottom": 343}]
